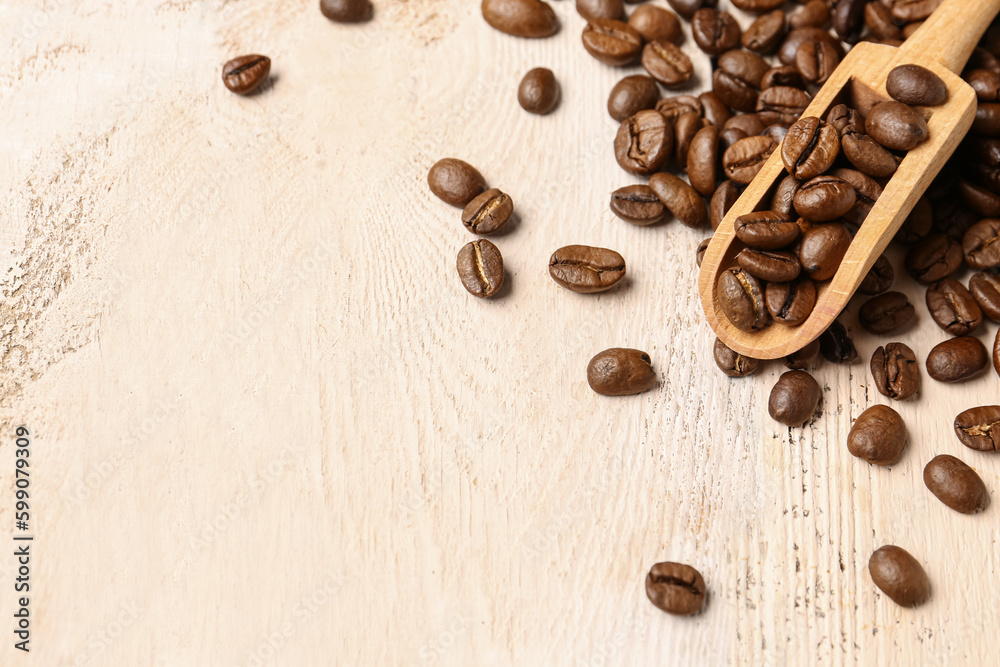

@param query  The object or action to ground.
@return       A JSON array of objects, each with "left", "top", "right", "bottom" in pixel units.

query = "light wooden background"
[{"left": 1, "top": 1, "right": 998, "bottom": 665}]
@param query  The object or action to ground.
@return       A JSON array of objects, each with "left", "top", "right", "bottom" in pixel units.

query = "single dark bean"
[
  {"left": 820, "top": 319, "right": 857, "bottom": 364},
  {"left": 833, "top": 0, "right": 866, "bottom": 43},
  {"left": 887, "top": 64, "right": 948, "bottom": 107},
  {"left": 691, "top": 8, "right": 741, "bottom": 56},
  {"left": 674, "top": 112, "right": 709, "bottom": 167},
  {"left": 866, "top": 101, "right": 929, "bottom": 151},
  {"left": 974, "top": 102, "right": 1000, "bottom": 136},
  {"left": 926, "top": 336, "right": 989, "bottom": 383},
  {"left": 699, "top": 91, "right": 732, "bottom": 129},
  {"left": 858, "top": 292, "right": 915, "bottom": 335},
  {"left": 687, "top": 125, "right": 719, "bottom": 197},
  {"left": 970, "top": 271, "right": 1000, "bottom": 321},
  {"left": 576, "top": 0, "right": 625, "bottom": 22},
  {"left": 926, "top": 279, "right": 982, "bottom": 335},
  {"left": 858, "top": 255, "right": 894, "bottom": 295},
  {"left": 954, "top": 405, "right": 1000, "bottom": 452},
  {"left": 848, "top": 405, "right": 907, "bottom": 466},
  {"left": 642, "top": 40, "right": 693, "bottom": 86},
  {"left": 761, "top": 66, "right": 803, "bottom": 90},
  {"left": 549, "top": 245, "right": 626, "bottom": 293},
  {"left": 768, "top": 370, "right": 821, "bottom": 426},
  {"left": 482, "top": 0, "right": 559, "bottom": 38},
  {"left": 462, "top": 188, "right": 513, "bottom": 235},
  {"left": 738, "top": 249, "right": 800, "bottom": 282},
  {"left": 924, "top": 455, "right": 989, "bottom": 514},
  {"left": 963, "top": 219, "right": 1000, "bottom": 270},
  {"left": 719, "top": 127, "right": 748, "bottom": 154},
  {"left": 827, "top": 104, "right": 862, "bottom": 133},
  {"left": 798, "top": 223, "right": 852, "bottom": 281},
  {"left": 770, "top": 175, "right": 800, "bottom": 218},
  {"left": 615, "top": 110, "right": 673, "bottom": 175},
  {"left": 628, "top": 4, "right": 681, "bottom": 43},
  {"left": 890, "top": 0, "right": 942, "bottom": 22},
  {"left": 588, "top": 348, "right": 657, "bottom": 395},
  {"left": 457, "top": 240, "right": 504, "bottom": 298},
  {"left": 967, "top": 68, "right": 1000, "bottom": 101},
  {"left": 645, "top": 562, "right": 706, "bottom": 616},
  {"left": 743, "top": 10, "right": 785, "bottom": 54},
  {"left": 865, "top": 2, "right": 903, "bottom": 40},
  {"left": 840, "top": 125, "right": 900, "bottom": 178},
  {"left": 610, "top": 184, "right": 667, "bottom": 225},
  {"left": 723, "top": 135, "right": 777, "bottom": 184},
  {"left": 696, "top": 238, "right": 711, "bottom": 266},
  {"left": 710, "top": 181, "right": 741, "bottom": 230},
  {"left": 959, "top": 181, "right": 1000, "bottom": 217},
  {"left": 518, "top": 68, "right": 559, "bottom": 115},
  {"left": 320, "top": 0, "right": 372, "bottom": 22},
  {"left": 832, "top": 167, "right": 883, "bottom": 224},
  {"left": 869, "top": 546, "right": 930, "bottom": 608},
  {"left": 735, "top": 211, "right": 799, "bottom": 250},
  {"left": 785, "top": 339, "right": 820, "bottom": 369},
  {"left": 222, "top": 55, "right": 271, "bottom": 95},
  {"left": 718, "top": 267, "right": 769, "bottom": 331},
  {"left": 871, "top": 342, "right": 920, "bottom": 400},
  {"left": 789, "top": 0, "right": 830, "bottom": 30},
  {"left": 713, "top": 337, "right": 760, "bottom": 377},
  {"left": 583, "top": 19, "right": 644, "bottom": 66},
  {"left": 756, "top": 86, "right": 811, "bottom": 126},
  {"left": 713, "top": 49, "right": 769, "bottom": 113},
  {"left": 795, "top": 39, "right": 840, "bottom": 86},
  {"left": 608, "top": 75, "right": 660, "bottom": 122},
  {"left": 782, "top": 117, "right": 840, "bottom": 180},
  {"left": 428, "top": 158, "right": 488, "bottom": 208},
  {"left": 649, "top": 173, "right": 709, "bottom": 228},
  {"left": 765, "top": 277, "right": 816, "bottom": 326},
  {"left": 905, "top": 234, "right": 964, "bottom": 283},
  {"left": 723, "top": 112, "right": 765, "bottom": 137},
  {"left": 794, "top": 176, "right": 856, "bottom": 222}
]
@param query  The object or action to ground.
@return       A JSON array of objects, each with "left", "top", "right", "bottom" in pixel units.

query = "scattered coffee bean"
[
  {"left": 723, "top": 135, "right": 777, "bottom": 184},
  {"left": 583, "top": 19, "right": 644, "bottom": 67},
  {"left": 962, "top": 218, "right": 1000, "bottom": 270},
  {"left": 320, "top": 0, "right": 372, "bottom": 22},
  {"left": 549, "top": 245, "right": 626, "bottom": 293},
  {"left": 608, "top": 75, "right": 660, "bottom": 121},
  {"left": 887, "top": 64, "right": 948, "bottom": 107},
  {"left": 924, "top": 455, "right": 989, "bottom": 514},
  {"left": 840, "top": 125, "right": 901, "bottom": 178},
  {"left": 790, "top": 0, "right": 831, "bottom": 30},
  {"left": 770, "top": 174, "right": 801, "bottom": 218},
  {"left": 757, "top": 86, "right": 811, "bottom": 125},
  {"left": 428, "top": 158, "right": 488, "bottom": 208},
  {"left": 768, "top": 370, "right": 821, "bottom": 427},
  {"left": 610, "top": 184, "right": 667, "bottom": 226},
  {"left": 778, "top": 28, "right": 844, "bottom": 67},
  {"left": 820, "top": 319, "right": 857, "bottom": 364},
  {"left": 785, "top": 338, "right": 820, "bottom": 369},
  {"left": 674, "top": 112, "right": 709, "bottom": 166},
  {"left": 687, "top": 126, "right": 719, "bottom": 197},
  {"left": 713, "top": 49, "right": 769, "bottom": 113},
  {"left": 699, "top": 91, "right": 732, "bottom": 128},
  {"left": 629, "top": 5, "right": 681, "bottom": 44},
  {"left": 869, "top": 545, "right": 930, "bottom": 608},
  {"left": 738, "top": 248, "right": 801, "bottom": 282},
  {"left": 970, "top": 271, "right": 1000, "bottom": 321},
  {"left": 518, "top": 68, "right": 559, "bottom": 115},
  {"left": 222, "top": 55, "right": 271, "bottom": 95},
  {"left": 588, "top": 348, "right": 657, "bottom": 395},
  {"left": 714, "top": 337, "right": 760, "bottom": 377},
  {"left": 576, "top": 0, "right": 625, "bottom": 22},
  {"left": 954, "top": 405, "right": 1000, "bottom": 452},
  {"left": 482, "top": 0, "right": 560, "bottom": 38},
  {"left": 765, "top": 277, "right": 816, "bottom": 326},
  {"left": 457, "top": 240, "right": 504, "bottom": 298},
  {"left": 926, "top": 279, "right": 983, "bottom": 335},
  {"left": 743, "top": 10, "right": 786, "bottom": 54},
  {"left": 926, "top": 336, "right": 989, "bottom": 383},
  {"left": 858, "top": 255, "right": 894, "bottom": 295},
  {"left": 798, "top": 223, "right": 853, "bottom": 281},
  {"left": 692, "top": 8, "right": 741, "bottom": 56},
  {"left": 657, "top": 95, "right": 701, "bottom": 123},
  {"left": 848, "top": 404, "right": 907, "bottom": 466},
  {"left": 718, "top": 267, "right": 769, "bottom": 331},
  {"left": 871, "top": 342, "right": 920, "bottom": 400},
  {"left": 642, "top": 41, "right": 694, "bottom": 87},
  {"left": 866, "top": 101, "right": 929, "bottom": 151},
  {"left": 735, "top": 211, "right": 800, "bottom": 250},
  {"left": 858, "top": 292, "right": 916, "bottom": 335},
  {"left": 782, "top": 117, "right": 840, "bottom": 180},
  {"left": 462, "top": 188, "right": 513, "bottom": 235},
  {"left": 710, "top": 180, "right": 741, "bottom": 230},
  {"left": 761, "top": 65, "right": 804, "bottom": 90},
  {"left": 649, "top": 173, "right": 709, "bottom": 228},
  {"left": 645, "top": 562, "right": 706, "bottom": 616},
  {"left": 615, "top": 110, "right": 673, "bottom": 176},
  {"left": 794, "top": 176, "right": 857, "bottom": 222},
  {"left": 834, "top": 167, "right": 883, "bottom": 224},
  {"left": 795, "top": 39, "right": 840, "bottom": 86},
  {"left": 696, "top": 238, "right": 711, "bottom": 266},
  {"left": 905, "top": 234, "right": 964, "bottom": 283}
]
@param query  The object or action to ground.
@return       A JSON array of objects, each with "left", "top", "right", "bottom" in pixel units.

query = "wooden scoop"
[{"left": 698, "top": 0, "right": 1000, "bottom": 360}]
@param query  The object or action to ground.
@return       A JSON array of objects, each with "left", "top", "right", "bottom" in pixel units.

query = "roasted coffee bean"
[
  {"left": 738, "top": 248, "right": 801, "bottom": 282},
  {"left": 583, "top": 19, "right": 644, "bottom": 66},
  {"left": 770, "top": 175, "right": 801, "bottom": 218},
  {"left": 549, "top": 245, "right": 626, "bottom": 293},
  {"left": 735, "top": 211, "right": 799, "bottom": 249},
  {"left": 840, "top": 125, "right": 901, "bottom": 178},
  {"left": 645, "top": 562, "right": 706, "bottom": 616},
  {"left": 649, "top": 173, "right": 709, "bottom": 228},
  {"left": 765, "top": 277, "right": 816, "bottom": 326},
  {"left": 963, "top": 219, "right": 1000, "bottom": 270},
  {"left": 795, "top": 39, "right": 839, "bottom": 86},
  {"left": 970, "top": 271, "right": 1000, "bottom": 321},
  {"left": 674, "top": 112, "right": 709, "bottom": 166},
  {"left": 858, "top": 292, "right": 915, "bottom": 334},
  {"left": 666, "top": 0, "right": 718, "bottom": 20},
  {"left": 931, "top": 198, "right": 977, "bottom": 241},
  {"left": 820, "top": 319, "right": 857, "bottom": 363},
  {"left": 974, "top": 102, "right": 1000, "bottom": 136},
  {"left": 713, "top": 49, "right": 769, "bottom": 113},
  {"left": 926, "top": 279, "right": 982, "bottom": 335},
  {"left": 782, "top": 117, "right": 839, "bottom": 180},
  {"left": 718, "top": 267, "right": 769, "bottom": 331},
  {"left": 865, "top": 2, "right": 903, "bottom": 40},
  {"left": 518, "top": 68, "right": 559, "bottom": 115},
  {"left": 656, "top": 95, "right": 701, "bottom": 124},
  {"left": 723, "top": 113, "right": 765, "bottom": 137},
  {"left": 629, "top": 4, "right": 681, "bottom": 44},
  {"left": 762, "top": 123, "right": 789, "bottom": 145},
  {"left": 869, "top": 546, "right": 930, "bottom": 608},
  {"left": 222, "top": 55, "right": 271, "bottom": 95},
  {"left": 768, "top": 370, "right": 821, "bottom": 426},
  {"left": 789, "top": 0, "right": 830, "bottom": 30},
  {"left": 761, "top": 66, "right": 804, "bottom": 91},
  {"left": 832, "top": 167, "right": 883, "bottom": 224},
  {"left": 866, "top": 101, "right": 929, "bottom": 151},
  {"left": 713, "top": 337, "right": 760, "bottom": 377},
  {"left": 718, "top": 127, "right": 748, "bottom": 154},
  {"left": 710, "top": 180, "right": 741, "bottom": 230},
  {"left": 955, "top": 406, "right": 1000, "bottom": 452},
  {"left": 615, "top": 110, "right": 673, "bottom": 175},
  {"left": 887, "top": 64, "right": 947, "bottom": 107},
  {"left": 723, "top": 135, "right": 777, "bottom": 184},
  {"left": 833, "top": 0, "right": 866, "bottom": 42},
  {"left": 871, "top": 342, "right": 920, "bottom": 400},
  {"left": 482, "top": 0, "right": 559, "bottom": 38},
  {"left": 924, "top": 455, "right": 989, "bottom": 514},
  {"left": 687, "top": 126, "right": 719, "bottom": 197},
  {"left": 743, "top": 10, "right": 785, "bottom": 54},
  {"left": 858, "top": 254, "right": 894, "bottom": 295},
  {"left": 691, "top": 8, "right": 741, "bottom": 56},
  {"left": 699, "top": 92, "right": 732, "bottom": 128},
  {"left": 457, "top": 240, "right": 504, "bottom": 298},
  {"left": 588, "top": 348, "right": 657, "bottom": 395},
  {"left": 967, "top": 68, "right": 1000, "bottom": 101},
  {"left": 462, "top": 188, "right": 513, "bottom": 235},
  {"left": 905, "top": 234, "right": 964, "bottom": 283},
  {"left": 926, "top": 336, "right": 989, "bottom": 383},
  {"left": 611, "top": 184, "right": 667, "bottom": 225},
  {"left": 848, "top": 405, "right": 907, "bottom": 466},
  {"left": 428, "top": 158, "right": 488, "bottom": 208},
  {"left": 827, "top": 104, "right": 861, "bottom": 133},
  {"left": 798, "top": 222, "right": 852, "bottom": 281},
  {"left": 608, "top": 75, "right": 660, "bottom": 122},
  {"left": 794, "top": 176, "right": 856, "bottom": 222},
  {"left": 320, "top": 0, "right": 372, "bottom": 22},
  {"left": 958, "top": 181, "right": 1000, "bottom": 217},
  {"left": 696, "top": 237, "right": 711, "bottom": 266},
  {"left": 576, "top": 0, "right": 625, "bottom": 21},
  {"left": 642, "top": 40, "right": 693, "bottom": 86},
  {"left": 778, "top": 28, "right": 843, "bottom": 67},
  {"left": 896, "top": 195, "right": 933, "bottom": 244},
  {"left": 992, "top": 324, "right": 999, "bottom": 377},
  {"left": 756, "top": 86, "right": 811, "bottom": 126},
  {"left": 890, "top": 0, "right": 942, "bottom": 22},
  {"left": 731, "top": 0, "right": 784, "bottom": 11},
  {"left": 785, "top": 338, "right": 820, "bottom": 369}
]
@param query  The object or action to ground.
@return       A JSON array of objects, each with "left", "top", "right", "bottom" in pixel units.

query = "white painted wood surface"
[{"left": 0, "top": 1, "right": 997, "bottom": 665}]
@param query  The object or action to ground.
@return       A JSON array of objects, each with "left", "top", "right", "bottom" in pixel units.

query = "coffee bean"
[
  {"left": 649, "top": 173, "right": 709, "bottom": 228},
  {"left": 866, "top": 101, "right": 929, "bottom": 151},
  {"left": 858, "top": 254, "right": 894, "bottom": 295},
  {"left": 713, "top": 337, "right": 760, "bottom": 377},
  {"left": 462, "top": 188, "right": 513, "bottom": 235},
  {"left": 798, "top": 223, "right": 852, "bottom": 280},
  {"left": 827, "top": 104, "right": 862, "bottom": 133},
  {"left": 794, "top": 176, "right": 857, "bottom": 222},
  {"left": 967, "top": 68, "right": 1000, "bottom": 101},
  {"left": 615, "top": 110, "right": 673, "bottom": 176},
  {"left": 896, "top": 195, "right": 934, "bottom": 244},
  {"left": 735, "top": 211, "right": 800, "bottom": 249},
  {"left": 645, "top": 562, "right": 706, "bottom": 616},
  {"left": 611, "top": 184, "right": 667, "bottom": 226},
  {"left": 890, "top": 0, "right": 942, "bottom": 22},
  {"left": 723, "top": 135, "right": 777, "bottom": 184},
  {"left": 959, "top": 181, "right": 1000, "bottom": 217},
  {"left": 482, "top": 0, "right": 560, "bottom": 38},
  {"left": 778, "top": 28, "right": 844, "bottom": 67},
  {"left": 719, "top": 127, "right": 748, "bottom": 156},
  {"left": 820, "top": 320, "right": 857, "bottom": 364},
  {"left": 858, "top": 292, "right": 915, "bottom": 335},
  {"left": 699, "top": 92, "right": 732, "bottom": 129},
  {"left": 691, "top": 8, "right": 741, "bottom": 56},
  {"left": 642, "top": 41, "right": 693, "bottom": 87},
  {"left": 713, "top": 49, "right": 769, "bottom": 113},
  {"left": 955, "top": 405, "right": 1000, "bottom": 452},
  {"left": 608, "top": 75, "right": 660, "bottom": 122},
  {"left": 832, "top": 167, "right": 883, "bottom": 224},
  {"left": 789, "top": 0, "right": 830, "bottom": 30},
  {"left": 761, "top": 66, "right": 804, "bottom": 90},
  {"left": 926, "top": 279, "right": 982, "bottom": 335},
  {"left": 710, "top": 181, "right": 741, "bottom": 230},
  {"left": 320, "top": 0, "right": 372, "bottom": 22},
  {"left": 848, "top": 405, "right": 907, "bottom": 466},
  {"left": 666, "top": 0, "right": 718, "bottom": 20},
  {"left": 576, "top": 0, "right": 625, "bottom": 22},
  {"left": 222, "top": 55, "right": 271, "bottom": 95},
  {"left": 765, "top": 277, "right": 816, "bottom": 326},
  {"left": 782, "top": 117, "right": 840, "bottom": 180},
  {"left": 770, "top": 175, "right": 801, "bottom": 218},
  {"left": 687, "top": 126, "right": 719, "bottom": 197},
  {"left": 762, "top": 123, "right": 789, "bottom": 145},
  {"left": 674, "top": 112, "right": 709, "bottom": 167},
  {"left": 886, "top": 64, "right": 947, "bottom": 107},
  {"left": 628, "top": 4, "right": 681, "bottom": 44},
  {"left": 970, "top": 271, "right": 1000, "bottom": 321},
  {"left": 865, "top": 2, "right": 903, "bottom": 40},
  {"left": 731, "top": 0, "right": 784, "bottom": 11},
  {"left": 840, "top": 125, "right": 901, "bottom": 178},
  {"left": 756, "top": 86, "right": 811, "bottom": 126},
  {"left": 833, "top": 0, "right": 866, "bottom": 42},
  {"left": 656, "top": 95, "right": 701, "bottom": 124},
  {"left": 743, "top": 10, "right": 786, "bottom": 54},
  {"left": 457, "top": 240, "right": 504, "bottom": 298},
  {"left": 924, "top": 455, "right": 989, "bottom": 514},
  {"left": 428, "top": 158, "right": 488, "bottom": 208},
  {"left": 905, "top": 234, "right": 964, "bottom": 283},
  {"left": 588, "top": 348, "right": 657, "bottom": 395},
  {"left": 696, "top": 238, "right": 711, "bottom": 266},
  {"left": 518, "top": 68, "right": 559, "bottom": 115},
  {"left": 871, "top": 342, "right": 920, "bottom": 400},
  {"left": 785, "top": 338, "right": 820, "bottom": 369},
  {"left": 963, "top": 218, "right": 1000, "bottom": 270},
  {"left": 738, "top": 248, "right": 801, "bottom": 282},
  {"left": 869, "top": 546, "right": 930, "bottom": 608},
  {"left": 768, "top": 370, "right": 821, "bottom": 426},
  {"left": 583, "top": 19, "right": 644, "bottom": 66},
  {"left": 926, "top": 336, "right": 989, "bottom": 383},
  {"left": 723, "top": 113, "right": 765, "bottom": 137},
  {"left": 718, "top": 268, "right": 769, "bottom": 331},
  {"left": 795, "top": 39, "right": 840, "bottom": 86},
  {"left": 549, "top": 245, "right": 626, "bottom": 294},
  {"left": 974, "top": 102, "right": 1000, "bottom": 136}
]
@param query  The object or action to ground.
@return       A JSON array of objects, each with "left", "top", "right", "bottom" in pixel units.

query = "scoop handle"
[{"left": 898, "top": 0, "right": 1000, "bottom": 74}]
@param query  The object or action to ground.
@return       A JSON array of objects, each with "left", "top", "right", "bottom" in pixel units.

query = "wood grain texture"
[{"left": 0, "top": 1, "right": 998, "bottom": 665}]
